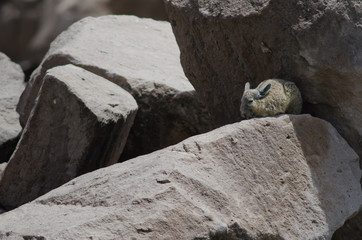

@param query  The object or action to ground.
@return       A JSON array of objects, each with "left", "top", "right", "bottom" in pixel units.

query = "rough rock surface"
[
  {"left": 0, "top": 53, "right": 25, "bottom": 163},
  {"left": 17, "top": 15, "right": 211, "bottom": 161},
  {"left": 0, "top": 115, "right": 360, "bottom": 239},
  {"left": 164, "top": 0, "right": 362, "bottom": 160},
  {"left": 0, "top": 0, "right": 167, "bottom": 71},
  {"left": 0, "top": 64, "right": 138, "bottom": 209}
]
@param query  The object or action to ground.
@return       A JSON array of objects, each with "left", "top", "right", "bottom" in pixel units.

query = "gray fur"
[{"left": 240, "top": 79, "right": 302, "bottom": 119}]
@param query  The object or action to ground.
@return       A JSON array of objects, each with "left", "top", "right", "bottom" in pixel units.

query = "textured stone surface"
[
  {"left": 17, "top": 15, "right": 211, "bottom": 161},
  {"left": 0, "top": 64, "right": 138, "bottom": 209},
  {"left": 0, "top": 52, "right": 25, "bottom": 163},
  {"left": 0, "top": 115, "right": 360, "bottom": 239},
  {"left": 0, "top": 0, "right": 167, "bottom": 71},
  {"left": 164, "top": 0, "right": 362, "bottom": 159}
]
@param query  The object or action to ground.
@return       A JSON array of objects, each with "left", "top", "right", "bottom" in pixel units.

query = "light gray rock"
[
  {"left": 164, "top": 0, "right": 362, "bottom": 161},
  {"left": 0, "top": 53, "right": 25, "bottom": 163},
  {"left": 0, "top": 114, "right": 360, "bottom": 239},
  {"left": 0, "top": 0, "right": 167, "bottom": 71},
  {"left": 0, "top": 64, "right": 138, "bottom": 209},
  {"left": 17, "top": 15, "right": 211, "bottom": 161}
]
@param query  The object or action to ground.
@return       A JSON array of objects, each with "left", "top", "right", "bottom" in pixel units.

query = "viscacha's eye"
[{"left": 248, "top": 99, "right": 253, "bottom": 104}]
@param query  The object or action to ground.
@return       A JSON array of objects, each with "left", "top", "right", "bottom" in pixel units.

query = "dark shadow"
[
  {"left": 332, "top": 210, "right": 362, "bottom": 240},
  {"left": 210, "top": 222, "right": 284, "bottom": 240},
  {"left": 0, "top": 133, "right": 21, "bottom": 163}
]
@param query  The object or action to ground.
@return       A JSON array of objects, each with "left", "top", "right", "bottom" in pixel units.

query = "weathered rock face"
[
  {"left": 0, "top": 0, "right": 167, "bottom": 71},
  {"left": 0, "top": 115, "right": 360, "bottom": 239},
  {"left": 0, "top": 53, "right": 25, "bottom": 163},
  {"left": 0, "top": 64, "right": 138, "bottom": 209},
  {"left": 164, "top": 0, "right": 362, "bottom": 159},
  {"left": 17, "top": 15, "right": 211, "bottom": 161}
]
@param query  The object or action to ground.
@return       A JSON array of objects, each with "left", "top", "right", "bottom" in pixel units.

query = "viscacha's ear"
[
  {"left": 244, "top": 82, "right": 250, "bottom": 92},
  {"left": 258, "top": 83, "right": 271, "bottom": 99}
]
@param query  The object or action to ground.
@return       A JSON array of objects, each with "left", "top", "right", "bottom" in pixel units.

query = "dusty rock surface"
[
  {"left": 0, "top": 114, "right": 360, "bottom": 239},
  {"left": 0, "top": 0, "right": 167, "bottom": 71},
  {"left": 17, "top": 15, "right": 211, "bottom": 161},
  {"left": 0, "top": 52, "right": 25, "bottom": 163},
  {"left": 0, "top": 64, "right": 138, "bottom": 209},
  {"left": 164, "top": 0, "right": 362, "bottom": 160}
]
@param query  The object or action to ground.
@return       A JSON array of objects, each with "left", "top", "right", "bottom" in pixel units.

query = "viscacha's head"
[{"left": 240, "top": 82, "right": 271, "bottom": 119}]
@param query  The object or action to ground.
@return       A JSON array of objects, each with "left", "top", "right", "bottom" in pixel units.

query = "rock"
[
  {"left": 0, "top": 64, "right": 138, "bottom": 209},
  {"left": 0, "top": 53, "right": 25, "bottom": 163},
  {"left": 0, "top": 114, "right": 360, "bottom": 239},
  {"left": 0, "top": 0, "right": 167, "bottom": 71},
  {"left": 17, "top": 15, "right": 211, "bottom": 161},
  {"left": 164, "top": 0, "right": 362, "bottom": 159},
  {"left": 0, "top": 162, "right": 7, "bottom": 178}
]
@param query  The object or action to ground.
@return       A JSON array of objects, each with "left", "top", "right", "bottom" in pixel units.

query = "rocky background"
[
  {"left": 0, "top": 0, "right": 168, "bottom": 75},
  {"left": 0, "top": 0, "right": 361, "bottom": 239}
]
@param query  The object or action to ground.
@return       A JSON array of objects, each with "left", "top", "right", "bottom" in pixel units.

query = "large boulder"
[
  {"left": 0, "top": 64, "right": 138, "bottom": 209},
  {"left": 0, "top": 0, "right": 167, "bottom": 71},
  {"left": 0, "top": 53, "right": 25, "bottom": 163},
  {"left": 0, "top": 114, "right": 360, "bottom": 239},
  {"left": 17, "top": 15, "right": 211, "bottom": 161},
  {"left": 164, "top": 0, "right": 362, "bottom": 160}
]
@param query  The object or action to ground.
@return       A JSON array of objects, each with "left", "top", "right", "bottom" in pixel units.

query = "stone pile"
[
  {"left": 1, "top": 15, "right": 210, "bottom": 209},
  {"left": 17, "top": 15, "right": 211, "bottom": 162},
  {"left": 0, "top": 0, "right": 361, "bottom": 238}
]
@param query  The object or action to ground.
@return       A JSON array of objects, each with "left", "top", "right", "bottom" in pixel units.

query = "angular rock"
[
  {"left": 0, "top": 0, "right": 167, "bottom": 71},
  {"left": 17, "top": 15, "right": 211, "bottom": 161},
  {"left": 164, "top": 0, "right": 362, "bottom": 159},
  {"left": 0, "top": 64, "right": 138, "bottom": 209},
  {"left": 0, "top": 53, "right": 25, "bottom": 163},
  {"left": 0, "top": 115, "right": 360, "bottom": 239}
]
